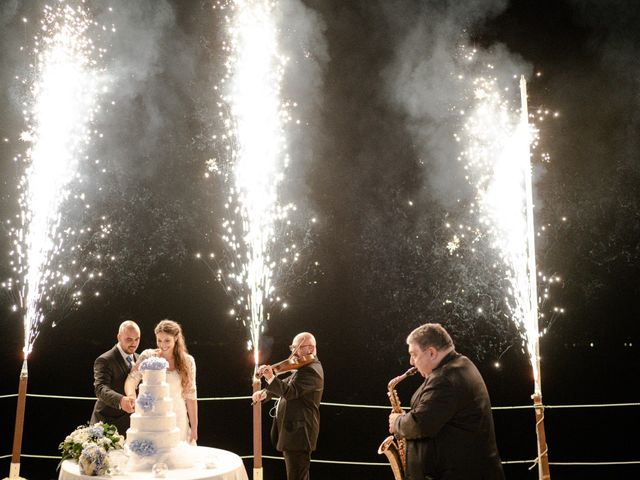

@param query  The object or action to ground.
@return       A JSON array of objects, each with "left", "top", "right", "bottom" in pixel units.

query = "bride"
[{"left": 125, "top": 319, "right": 198, "bottom": 444}]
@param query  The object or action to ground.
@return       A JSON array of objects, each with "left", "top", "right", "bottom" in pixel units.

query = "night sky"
[{"left": 1, "top": 1, "right": 639, "bottom": 479}]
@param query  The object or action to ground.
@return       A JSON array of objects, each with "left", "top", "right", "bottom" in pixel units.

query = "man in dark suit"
[
  {"left": 90, "top": 320, "right": 140, "bottom": 435},
  {"left": 389, "top": 323, "right": 505, "bottom": 480},
  {"left": 252, "top": 332, "right": 324, "bottom": 480}
]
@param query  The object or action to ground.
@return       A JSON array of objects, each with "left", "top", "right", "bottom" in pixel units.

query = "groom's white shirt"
[{"left": 116, "top": 343, "right": 134, "bottom": 364}]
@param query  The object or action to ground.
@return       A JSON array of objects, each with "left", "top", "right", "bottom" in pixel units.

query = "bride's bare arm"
[{"left": 125, "top": 349, "right": 152, "bottom": 398}]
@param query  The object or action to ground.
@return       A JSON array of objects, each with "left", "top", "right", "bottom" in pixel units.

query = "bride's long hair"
[{"left": 154, "top": 319, "right": 193, "bottom": 393}]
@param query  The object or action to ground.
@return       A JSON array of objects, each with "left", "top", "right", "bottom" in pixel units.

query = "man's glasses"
[{"left": 289, "top": 344, "right": 314, "bottom": 352}]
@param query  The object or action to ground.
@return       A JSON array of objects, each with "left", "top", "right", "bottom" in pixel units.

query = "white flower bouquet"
[{"left": 58, "top": 422, "right": 125, "bottom": 475}]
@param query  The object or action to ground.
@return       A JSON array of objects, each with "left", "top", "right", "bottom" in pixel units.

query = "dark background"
[{"left": 1, "top": 0, "right": 639, "bottom": 479}]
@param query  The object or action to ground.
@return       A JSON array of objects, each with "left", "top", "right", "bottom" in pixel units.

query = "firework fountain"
[
  {"left": 458, "top": 73, "right": 550, "bottom": 479},
  {"left": 519, "top": 77, "right": 551, "bottom": 480},
  {"left": 5, "top": 2, "right": 105, "bottom": 478},
  {"left": 217, "top": 1, "right": 292, "bottom": 478}
]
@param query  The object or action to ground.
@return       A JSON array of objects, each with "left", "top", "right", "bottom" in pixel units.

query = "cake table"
[{"left": 58, "top": 446, "right": 248, "bottom": 480}]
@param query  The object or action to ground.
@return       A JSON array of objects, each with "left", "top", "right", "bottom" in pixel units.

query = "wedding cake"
[{"left": 125, "top": 357, "right": 180, "bottom": 467}]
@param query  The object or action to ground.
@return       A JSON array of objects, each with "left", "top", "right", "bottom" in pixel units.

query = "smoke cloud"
[
  {"left": 381, "top": 0, "right": 528, "bottom": 206},
  {"left": 94, "top": 0, "right": 197, "bottom": 176},
  {"left": 276, "top": 0, "right": 329, "bottom": 205}
]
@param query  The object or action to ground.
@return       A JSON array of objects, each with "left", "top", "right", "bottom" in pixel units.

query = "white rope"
[
  {"left": 2, "top": 392, "right": 639, "bottom": 469},
  {"left": 1, "top": 392, "right": 637, "bottom": 410}
]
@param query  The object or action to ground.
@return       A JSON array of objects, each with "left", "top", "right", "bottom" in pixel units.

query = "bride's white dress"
[
  {"left": 132, "top": 349, "right": 197, "bottom": 442},
  {"left": 166, "top": 368, "right": 189, "bottom": 441}
]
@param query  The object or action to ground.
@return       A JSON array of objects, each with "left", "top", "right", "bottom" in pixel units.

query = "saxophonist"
[{"left": 388, "top": 323, "right": 505, "bottom": 480}]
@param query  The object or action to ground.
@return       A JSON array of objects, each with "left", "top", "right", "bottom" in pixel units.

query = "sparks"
[
  {"left": 458, "top": 73, "right": 543, "bottom": 392},
  {"left": 215, "top": 0, "right": 293, "bottom": 366},
  {"left": 10, "top": 1, "right": 107, "bottom": 357}
]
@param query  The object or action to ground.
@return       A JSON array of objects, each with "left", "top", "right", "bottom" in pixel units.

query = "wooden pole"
[
  {"left": 532, "top": 393, "right": 551, "bottom": 480},
  {"left": 8, "top": 359, "right": 28, "bottom": 480},
  {"left": 252, "top": 377, "right": 263, "bottom": 480}
]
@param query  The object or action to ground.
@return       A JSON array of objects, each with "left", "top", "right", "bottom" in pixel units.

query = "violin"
[{"left": 254, "top": 354, "right": 316, "bottom": 379}]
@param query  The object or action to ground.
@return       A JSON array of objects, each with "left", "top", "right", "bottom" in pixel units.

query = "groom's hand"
[{"left": 120, "top": 395, "right": 135, "bottom": 413}]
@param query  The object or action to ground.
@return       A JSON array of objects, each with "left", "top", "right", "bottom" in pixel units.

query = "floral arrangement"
[
  {"left": 137, "top": 391, "right": 156, "bottom": 412},
  {"left": 129, "top": 439, "right": 157, "bottom": 457},
  {"left": 139, "top": 357, "right": 168, "bottom": 371},
  {"left": 77, "top": 444, "right": 108, "bottom": 476},
  {"left": 58, "top": 422, "right": 124, "bottom": 474}
]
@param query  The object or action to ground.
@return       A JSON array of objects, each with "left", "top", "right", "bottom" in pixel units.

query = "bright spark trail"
[
  {"left": 455, "top": 70, "right": 544, "bottom": 388},
  {"left": 217, "top": 0, "right": 293, "bottom": 366},
  {"left": 455, "top": 66, "right": 553, "bottom": 478},
  {"left": 10, "top": 1, "right": 106, "bottom": 358}
]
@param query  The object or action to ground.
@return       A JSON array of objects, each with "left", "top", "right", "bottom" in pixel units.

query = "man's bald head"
[
  {"left": 117, "top": 320, "right": 140, "bottom": 355},
  {"left": 291, "top": 332, "right": 317, "bottom": 357}
]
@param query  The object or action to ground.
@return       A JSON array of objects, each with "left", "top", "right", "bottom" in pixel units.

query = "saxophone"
[{"left": 378, "top": 366, "right": 418, "bottom": 480}]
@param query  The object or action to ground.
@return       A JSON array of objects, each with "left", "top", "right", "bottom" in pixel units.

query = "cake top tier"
[{"left": 139, "top": 357, "right": 168, "bottom": 371}]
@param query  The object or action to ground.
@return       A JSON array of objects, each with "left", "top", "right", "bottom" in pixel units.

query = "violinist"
[{"left": 252, "top": 332, "right": 324, "bottom": 480}]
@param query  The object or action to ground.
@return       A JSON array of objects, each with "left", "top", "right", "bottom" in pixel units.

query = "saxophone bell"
[{"left": 379, "top": 366, "right": 418, "bottom": 480}]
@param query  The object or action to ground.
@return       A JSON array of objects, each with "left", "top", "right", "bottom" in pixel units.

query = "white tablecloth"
[{"left": 58, "top": 447, "right": 248, "bottom": 480}]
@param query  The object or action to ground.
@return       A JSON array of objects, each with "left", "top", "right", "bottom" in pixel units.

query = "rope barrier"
[
  {"left": 0, "top": 454, "right": 60, "bottom": 460},
  {"left": 0, "top": 392, "right": 637, "bottom": 410},
  {"left": 1, "top": 392, "right": 638, "bottom": 469},
  {"left": 198, "top": 396, "right": 251, "bottom": 401},
  {"left": 544, "top": 402, "right": 640, "bottom": 409},
  {"left": 550, "top": 461, "right": 640, "bottom": 466},
  {"left": 319, "top": 401, "right": 394, "bottom": 409},
  {"left": 2, "top": 453, "right": 639, "bottom": 467},
  {"left": 25, "top": 393, "right": 97, "bottom": 400},
  {"left": 239, "top": 455, "right": 390, "bottom": 466}
]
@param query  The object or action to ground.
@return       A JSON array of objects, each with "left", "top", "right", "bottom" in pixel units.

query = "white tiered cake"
[{"left": 126, "top": 357, "right": 180, "bottom": 467}]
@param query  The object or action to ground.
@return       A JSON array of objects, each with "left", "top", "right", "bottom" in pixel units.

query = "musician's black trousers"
[{"left": 283, "top": 450, "right": 311, "bottom": 480}]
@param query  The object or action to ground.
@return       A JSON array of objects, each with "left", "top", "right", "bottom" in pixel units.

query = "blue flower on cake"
[
  {"left": 129, "top": 439, "right": 157, "bottom": 457},
  {"left": 139, "top": 356, "right": 169, "bottom": 370},
  {"left": 137, "top": 391, "right": 156, "bottom": 412}
]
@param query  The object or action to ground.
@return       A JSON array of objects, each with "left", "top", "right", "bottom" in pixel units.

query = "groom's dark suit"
[
  {"left": 90, "top": 346, "right": 137, "bottom": 435},
  {"left": 266, "top": 358, "right": 324, "bottom": 480}
]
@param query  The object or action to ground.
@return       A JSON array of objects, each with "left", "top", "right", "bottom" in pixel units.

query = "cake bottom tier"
[{"left": 126, "top": 427, "right": 180, "bottom": 451}]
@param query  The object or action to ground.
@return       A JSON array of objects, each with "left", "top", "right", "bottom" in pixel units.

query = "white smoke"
[
  {"left": 381, "top": 0, "right": 530, "bottom": 206},
  {"left": 275, "top": 0, "right": 330, "bottom": 202},
  {"left": 93, "top": 0, "right": 198, "bottom": 169}
]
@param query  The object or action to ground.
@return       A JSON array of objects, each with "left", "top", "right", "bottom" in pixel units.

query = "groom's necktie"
[{"left": 126, "top": 355, "right": 133, "bottom": 370}]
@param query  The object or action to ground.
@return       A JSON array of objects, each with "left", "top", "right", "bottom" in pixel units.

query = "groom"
[{"left": 90, "top": 320, "right": 141, "bottom": 435}]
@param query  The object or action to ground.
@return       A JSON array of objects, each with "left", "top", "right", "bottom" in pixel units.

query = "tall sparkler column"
[
  {"left": 7, "top": 359, "right": 28, "bottom": 480},
  {"left": 4, "top": 3, "right": 105, "bottom": 477},
  {"left": 252, "top": 377, "right": 263, "bottom": 480},
  {"left": 520, "top": 76, "right": 550, "bottom": 480},
  {"left": 220, "top": 2, "right": 290, "bottom": 477}
]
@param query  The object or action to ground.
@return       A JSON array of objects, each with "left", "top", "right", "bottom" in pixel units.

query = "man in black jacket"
[
  {"left": 90, "top": 320, "right": 140, "bottom": 435},
  {"left": 253, "top": 332, "right": 324, "bottom": 480},
  {"left": 389, "top": 323, "right": 504, "bottom": 480}
]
